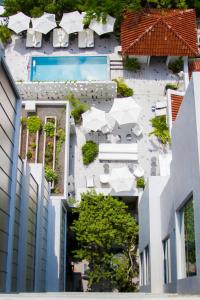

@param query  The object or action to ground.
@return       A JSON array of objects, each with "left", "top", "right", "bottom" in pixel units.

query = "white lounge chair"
[
  {"left": 134, "top": 166, "right": 144, "bottom": 178},
  {"left": 155, "top": 100, "right": 167, "bottom": 109},
  {"left": 86, "top": 28, "right": 94, "bottom": 48},
  {"left": 86, "top": 175, "right": 94, "bottom": 188},
  {"left": 131, "top": 124, "right": 143, "bottom": 137},
  {"left": 78, "top": 30, "right": 87, "bottom": 48},
  {"left": 53, "top": 28, "right": 69, "bottom": 48},
  {"left": 100, "top": 174, "right": 110, "bottom": 184},
  {"left": 155, "top": 108, "right": 167, "bottom": 117},
  {"left": 26, "top": 29, "right": 42, "bottom": 48}
]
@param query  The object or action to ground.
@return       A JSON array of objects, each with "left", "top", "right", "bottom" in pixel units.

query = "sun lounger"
[
  {"left": 100, "top": 174, "right": 110, "bottom": 184},
  {"left": 156, "top": 100, "right": 167, "bottom": 109},
  {"left": 131, "top": 124, "right": 143, "bottom": 137},
  {"left": 86, "top": 29, "right": 94, "bottom": 48},
  {"left": 53, "top": 28, "right": 69, "bottom": 48},
  {"left": 86, "top": 175, "right": 94, "bottom": 188},
  {"left": 99, "top": 153, "right": 138, "bottom": 161},
  {"left": 26, "top": 29, "right": 42, "bottom": 48},
  {"left": 99, "top": 143, "right": 138, "bottom": 154},
  {"left": 155, "top": 108, "right": 167, "bottom": 117},
  {"left": 78, "top": 30, "right": 87, "bottom": 48},
  {"left": 99, "top": 143, "right": 138, "bottom": 161}
]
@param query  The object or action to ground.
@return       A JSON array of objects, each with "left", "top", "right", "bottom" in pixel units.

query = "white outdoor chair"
[
  {"left": 155, "top": 100, "right": 167, "bottom": 109},
  {"left": 134, "top": 166, "right": 144, "bottom": 178},
  {"left": 86, "top": 175, "right": 94, "bottom": 188},
  {"left": 53, "top": 28, "right": 69, "bottom": 48},
  {"left": 131, "top": 124, "right": 143, "bottom": 137},
  {"left": 155, "top": 108, "right": 167, "bottom": 117},
  {"left": 78, "top": 30, "right": 87, "bottom": 48},
  {"left": 100, "top": 174, "right": 110, "bottom": 184},
  {"left": 86, "top": 28, "right": 94, "bottom": 48},
  {"left": 26, "top": 29, "right": 42, "bottom": 48}
]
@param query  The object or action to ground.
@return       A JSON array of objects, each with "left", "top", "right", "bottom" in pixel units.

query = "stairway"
[{"left": 110, "top": 59, "right": 124, "bottom": 70}]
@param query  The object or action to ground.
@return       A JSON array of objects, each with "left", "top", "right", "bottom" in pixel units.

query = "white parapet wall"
[{"left": 17, "top": 81, "right": 117, "bottom": 100}]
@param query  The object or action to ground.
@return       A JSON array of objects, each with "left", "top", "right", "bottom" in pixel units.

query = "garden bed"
[
  {"left": 43, "top": 116, "right": 57, "bottom": 189},
  {"left": 26, "top": 130, "right": 39, "bottom": 163}
]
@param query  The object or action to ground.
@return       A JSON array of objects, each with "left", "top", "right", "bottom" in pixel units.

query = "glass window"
[
  {"left": 140, "top": 252, "right": 144, "bottom": 286},
  {"left": 181, "top": 198, "right": 196, "bottom": 277},
  {"left": 144, "top": 246, "right": 150, "bottom": 285},
  {"left": 163, "top": 237, "right": 171, "bottom": 284}
]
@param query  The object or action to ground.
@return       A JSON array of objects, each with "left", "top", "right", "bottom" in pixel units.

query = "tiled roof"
[
  {"left": 171, "top": 93, "right": 184, "bottom": 121},
  {"left": 121, "top": 9, "right": 198, "bottom": 57},
  {"left": 188, "top": 61, "right": 200, "bottom": 78}
]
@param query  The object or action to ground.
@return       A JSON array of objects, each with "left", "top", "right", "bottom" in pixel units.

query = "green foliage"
[
  {"left": 56, "top": 128, "right": 65, "bottom": 162},
  {"left": 168, "top": 57, "right": 183, "bottom": 74},
  {"left": 113, "top": 78, "right": 134, "bottom": 97},
  {"left": 71, "top": 191, "right": 138, "bottom": 291},
  {"left": 0, "top": 26, "right": 11, "bottom": 43},
  {"left": 45, "top": 142, "right": 53, "bottom": 164},
  {"left": 31, "top": 142, "right": 36, "bottom": 150},
  {"left": 146, "top": 0, "right": 187, "bottom": 8},
  {"left": 82, "top": 140, "right": 98, "bottom": 165},
  {"left": 67, "top": 93, "right": 90, "bottom": 124},
  {"left": 45, "top": 166, "right": 57, "bottom": 182},
  {"left": 136, "top": 177, "right": 145, "bottom": 188},
  {"left": 165, "top": 83, "right": 178, "bottom": 91},
  {"left": 44, "top": 121, "right": 55, "bottom": 137},
  {"left": 30, "top": 7, "right": 43, "bottom": 17},
  {"left": 67, "top": 197, "right": 77, "bottom": 206},
  {"left": 27, "top": 116, "right": 43, "bottom": 133},
  {"left": 26, "top": 150, "right": 32, "bottom": 160},
  {"left": 149, "top": 116, "right": 171, "bottom": 145},
  {"left": 123, "top": 57, "right": 141, "bottom": 72},
  {"left": 20, "top": 117, "right": 27, "bottom": 127}
]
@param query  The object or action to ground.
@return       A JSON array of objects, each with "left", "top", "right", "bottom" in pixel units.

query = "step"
[{"left": 110, "top": 67, "right": 124, "bottom": 70}]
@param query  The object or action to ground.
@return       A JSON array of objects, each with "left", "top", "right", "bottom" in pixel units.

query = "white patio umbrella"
[
  {"left": 82, "top": 107, "right": 107, "bottom": 132},
  {"left": 32, "top": 13, "right": 57, "bottom": 34},
  {"left": 101, "top": 113, "right": 116, "bottom": 134},
  {"left": 89, "top": 14, "right": 116, "bottom": 35},
  {"left": 8, "top": 12, "right": 30, "bottom": 34},
  {"left": 109, "top": 166, "right": 134, "bottom": 192},
  {"left": 109, "top": 97, "right": 141, "bottom": 126},
  {"left": 59, "top": 11, "right": 84, "bottom": 34}
]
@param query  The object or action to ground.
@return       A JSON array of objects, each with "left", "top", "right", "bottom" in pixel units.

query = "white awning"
[
  {"left": 109, "top": 166, "right": 134, "bottom": 192},
  {"left": 59, "top": 11, "right": 84, "bottom": 34},
  {"left": 109, "top": 97, "right": 141, "bottom": 125},
  {"left": 89, "top": 14, "right": 115, "bottom": 35},
  {"left": 32, "top": 13, "right": 56, "bottom": 34},
  {"left": 8, "top": 12, "right": 30, "bottom": 34}
]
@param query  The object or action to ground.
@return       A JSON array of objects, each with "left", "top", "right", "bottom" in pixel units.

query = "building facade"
[
  {"left": 139, "top": 72, "right": 200, "bottom": 294},
  {"left": 0, "top": 57, "right": 67, "bottom": 293}
]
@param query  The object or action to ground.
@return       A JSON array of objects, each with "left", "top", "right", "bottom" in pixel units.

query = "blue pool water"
[{"left": 30, "top": 56, "right": 109, "bottom": 81}]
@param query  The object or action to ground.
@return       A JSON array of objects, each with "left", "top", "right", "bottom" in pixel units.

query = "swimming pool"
[{"left": 30, "top": 56, "right": 109, "bottom": 81}]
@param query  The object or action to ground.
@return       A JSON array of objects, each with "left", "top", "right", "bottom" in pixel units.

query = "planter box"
[
  {"left": 26, "top": 129, "right": 39, "bottom": 163},
  {"left": 43, "top": 116, "right": 57, "bottom": 189}
]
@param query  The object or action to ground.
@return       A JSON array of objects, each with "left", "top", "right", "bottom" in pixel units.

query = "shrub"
[
  {"left": 56, "top": 128, "right": 65, "bottom": 162},
  {"left": 44, "top": 121, "right": 55, "bottom": 137},
  {"left": 30, "top": 7, "right": 44, "bottom": 17},
  {"left": 123, "top": 57, "right": 141, "bottom": 72},
  {"left": 31, "top": 142, "right": 36, "bottom": 150},
  {"left": 113, "top": 78, "right": 133, "bottom": 97},
  {"left": 27, "top": 116, "right": 43, "bottom": 133},
  {"left": 149, "top": 116, "right": 171, "bottom": 145},
  {"left": 26, "top": 150, "right": 32, "bottom": 160},
  {"left": 0, "top": 26, "right": 11, "bottom": 43},
  {"left": 67, "top": 93, "right": 90, "bottom": 124},
  {"left": 82, "top": 140, "right": 98, "bottom": 165},
  {"left": 45, "top": 167, "right": 57, "bottom": 182},
  {"left": 136, "top": 177, "right": 145, "bottom": 189},
  {"left": 165, "top": 83, "right": 178, "bottom": 91},
  {"left": 168, "top": 57, "right": 183, "bottom": 74},
  {"left": 45, "top": 142, "right": 53, "bottom": 164}
]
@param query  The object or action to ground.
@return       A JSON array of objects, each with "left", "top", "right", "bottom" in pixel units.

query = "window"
[
  {"left": 163, "top": 237, "right": 171, "bottom": 284},
  {"left": 144, "top": 246, "right": 150, "bottom": 285},
  {"left": 180, "top": 197, "right": 196, "bottom": 277},
  {"left": 140, "top": 252, "right": 144, "bottom": 286}
]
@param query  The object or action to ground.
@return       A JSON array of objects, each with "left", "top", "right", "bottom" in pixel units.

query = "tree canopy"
[{"left": 71, "top": 191, "right": 138, "bottom": 291}]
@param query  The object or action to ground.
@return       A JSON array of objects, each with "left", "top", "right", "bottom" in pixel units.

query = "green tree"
[
  {"left": 149, "top": 115, "right": 171, "bottom": 145},
  {"left": 71, "top": 191, "right": 138, "bottom": 291}
]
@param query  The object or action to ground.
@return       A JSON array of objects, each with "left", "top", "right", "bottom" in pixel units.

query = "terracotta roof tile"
[
  {"left": 121, "top": 9, "right": 198, "bottom": 57},
  {"left": 171, "top": 94, "right": 184, "bottom": 121},
  {"left": 188, "top": 61, "right": 200, "bottom": 78}
]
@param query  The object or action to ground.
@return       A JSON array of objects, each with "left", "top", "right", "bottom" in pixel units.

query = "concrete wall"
[
  {"left": 139, "top": 176, "right": 169, "bottom": 293},
  {"left": 17, "top": 81, "right": 117, "bottom": 100}
]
